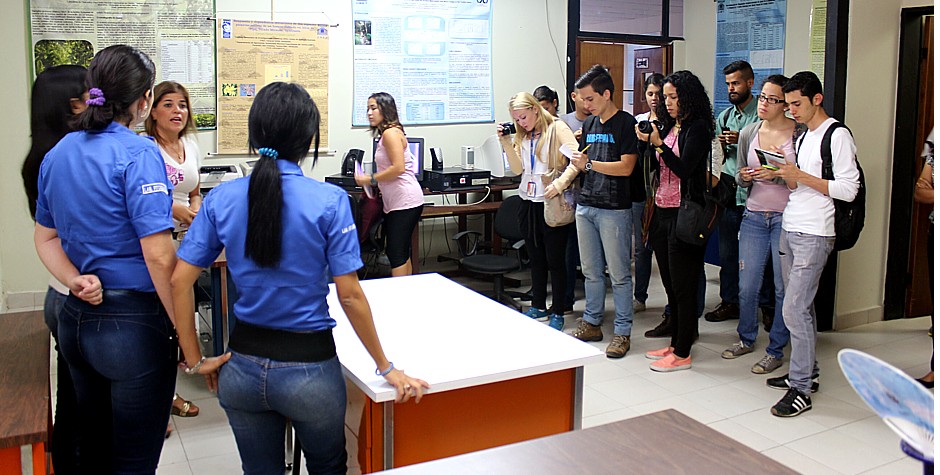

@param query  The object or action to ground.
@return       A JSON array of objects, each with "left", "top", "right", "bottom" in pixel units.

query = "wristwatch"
[{"left": 584, "top": 159, "right": 593, "bottom": 171}]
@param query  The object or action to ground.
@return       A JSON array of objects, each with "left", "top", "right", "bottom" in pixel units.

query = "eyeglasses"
[{"left": 758, "top": 94, "right": 786, "bottom": 105}]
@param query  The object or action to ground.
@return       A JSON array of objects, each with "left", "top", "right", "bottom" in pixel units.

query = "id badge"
[{"left": 526, "top": 181, "right": 537, "bottom": 198}]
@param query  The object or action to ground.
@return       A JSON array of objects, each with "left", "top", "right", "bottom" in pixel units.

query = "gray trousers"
[{"left": 780, "top": 231, "right": 834, "bottom": 395}]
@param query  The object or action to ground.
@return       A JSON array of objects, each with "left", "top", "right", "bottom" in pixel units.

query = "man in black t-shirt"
[{"left": 565, "top": 65, "right": 639, "bottom": 359}]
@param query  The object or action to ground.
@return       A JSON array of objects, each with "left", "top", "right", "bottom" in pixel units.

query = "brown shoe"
[
  {"left": 704, "top": 302, "right": 739, "bottom": 322},
  {"left": 645, "top": 312, "right": 672, "bottom": 338},
  {"left": 569, "top": 319, "right": 603, "bottom": 342},
  {"left": 606, "top": 335, "right": 631, "bottom": 358}
]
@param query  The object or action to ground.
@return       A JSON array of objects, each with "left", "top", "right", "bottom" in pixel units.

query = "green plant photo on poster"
[{"left": 34, "top": 39, "right": 94, "bottom": 74}]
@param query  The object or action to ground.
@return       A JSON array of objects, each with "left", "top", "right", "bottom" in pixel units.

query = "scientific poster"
[
  {"left": 29, "top": 0, "right": 216, "bottom": 128},
  {"left": 810, "top": 0, "right": 827, "bottom": 84},
  {"left": 352, "top": 0, "right": 493, "bottom": 126},
  {"left": 713, "top": 0, "right": 787, "bottom": 116},
  {"left": 216, "top": 20, "right": 329, "bottom": 154}
]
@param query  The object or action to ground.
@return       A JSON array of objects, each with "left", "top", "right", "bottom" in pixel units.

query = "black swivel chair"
[{"left": 453, "top": 195, "right": 528, "bottom": 309}]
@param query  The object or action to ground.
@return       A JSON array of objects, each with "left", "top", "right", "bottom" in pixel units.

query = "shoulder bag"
[{"left": 542, "top": 121, "right": 576, "bottom": 227}]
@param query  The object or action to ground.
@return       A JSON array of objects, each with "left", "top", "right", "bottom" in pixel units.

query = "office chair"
[{"left": 453, "top": 195, "right": 527, "bottom": 309}]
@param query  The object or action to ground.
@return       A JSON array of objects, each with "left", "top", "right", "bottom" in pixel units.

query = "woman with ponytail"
[
  {"left": 171, "top": 82, "right": 428, "bottom": 474},
  {"left": 33, "top": 45, "right": 220, "bottom": 473}
]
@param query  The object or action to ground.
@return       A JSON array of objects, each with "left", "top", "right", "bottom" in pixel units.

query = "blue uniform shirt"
[
  {"left": 177, "top": 160, "right": 363, "bottom": 331},
  {"left": 35, "top": 121, "right": 174, "bottom": 292}
]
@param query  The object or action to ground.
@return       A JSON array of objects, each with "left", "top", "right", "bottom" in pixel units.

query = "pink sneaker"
[
  {"left": 645, "top": 346, "right": 674, "bottom": 360},
  {"left": 650, "top": 353, "right": 692, "bottom": 372}
]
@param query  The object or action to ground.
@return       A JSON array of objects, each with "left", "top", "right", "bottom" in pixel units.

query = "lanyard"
[{"left": 529, "top": 135, "right": 536, "bottom": 171}]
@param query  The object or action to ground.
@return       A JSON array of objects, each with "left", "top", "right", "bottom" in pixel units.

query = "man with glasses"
[{"left": 708, "top": 60, "right": 761, "bottom": 324}]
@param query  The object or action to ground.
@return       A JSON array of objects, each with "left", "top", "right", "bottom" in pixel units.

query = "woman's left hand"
[
  {"left": 71, "top": 274, "right": 103, "bottom": 305},
  {"left": 543, "top": 183, "right": 560, "bottom": 199},
  {"left": 354, "top": 174, "right": 371, "bottom": 187},
  {"left": 384, "top": 368, "right": 430, "bottom": 403},
  {"left": 197, "top": 352, "right": 233, "bottom": 392}
]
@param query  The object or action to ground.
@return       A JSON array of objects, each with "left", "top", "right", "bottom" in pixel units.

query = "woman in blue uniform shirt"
[
  {"left": 170, "top": 82, "right": 428, "bottom": 475},
  {"left": 33, "top": 45, "right": 214, "bottom": 474}
]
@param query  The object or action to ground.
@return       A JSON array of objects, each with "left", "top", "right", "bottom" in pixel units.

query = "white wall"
[
  {"left": 674, "top": 0, "right": 932, "bottom": 328},
  {"left": 0, "top": 0, "right": 569, "bottom": 309}
]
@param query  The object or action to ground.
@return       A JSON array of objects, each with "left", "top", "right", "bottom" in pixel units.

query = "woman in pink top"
[
  {"left": 356, "top": 93, "right": 424, "bottom": 276},
  {"left": 723, "top": 75, "right": 802, "bottom": 374}
]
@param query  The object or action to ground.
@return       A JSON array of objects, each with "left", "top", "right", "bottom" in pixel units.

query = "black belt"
[{"left": 228, "top": 319, "right": 336, "bottom": 362}]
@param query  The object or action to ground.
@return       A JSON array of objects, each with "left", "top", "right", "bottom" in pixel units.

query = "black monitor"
[{"left": 373, "top": 136, "right": 424, "bottom": 182}]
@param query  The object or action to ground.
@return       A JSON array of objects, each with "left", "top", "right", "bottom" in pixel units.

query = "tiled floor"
[{"left": 47, "top": 264, "right": 933, "bottom": 474}]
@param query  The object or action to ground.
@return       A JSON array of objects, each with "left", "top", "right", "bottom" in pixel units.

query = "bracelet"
[
  {"left": 184, "top": 356, "right": 206, "bottom": 375},
  {"left": 370, "top": 174, "right": 378, "bottom": 186},
  {"left": 376, "top": 361, "right": 394, "bottom": 377}
]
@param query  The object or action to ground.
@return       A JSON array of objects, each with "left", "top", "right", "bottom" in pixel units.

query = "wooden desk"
[
  {"left": 379, "top": 409, "right": 800, "bottom": 474},
  {"left": 0, "top": 311, "right": 50, "bottom": 475},
  {"left": 328, "top": 274, "right": 603, "bottom": 472}
]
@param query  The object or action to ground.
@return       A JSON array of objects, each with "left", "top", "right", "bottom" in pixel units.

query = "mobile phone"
[{"left": 755, "top": 149, "right": 785, "bottom": 170}]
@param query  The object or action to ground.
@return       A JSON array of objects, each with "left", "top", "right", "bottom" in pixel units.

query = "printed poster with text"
[
  {"left": 352, "top": 0, "right": 494, "bottom": 126},
  {"left": 217, "top": 20, "right": 329, "bottom": 154},
  {"left": 713, "top": 0, "right": 787, "bottom": 117},
  {"left": 29, "top": 0, "right": 216, "bottom": 128}
]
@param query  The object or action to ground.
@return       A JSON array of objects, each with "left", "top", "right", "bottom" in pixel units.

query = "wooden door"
[
  {"left": 906, "top": 14, "right": 934, "bottom": 316},
  {"left": 577, "top": 41, "right": 624, "bottom": 108},
  {"left": 632, "top": 46, "right": 668, "bottom": 116}
]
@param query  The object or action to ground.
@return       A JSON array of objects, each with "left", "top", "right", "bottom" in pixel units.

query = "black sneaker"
[
  {"left": 704, "top": 302, "right": 740, "bottom": 322},
  {"left": 766, "top": 373, "right": 819, "bottom": 393},
  {"left": 644, "top": 312, "right": 672, "bottom": 338},
  {"left": 771, "top": 388, "right": 812, "bottom": 417}
]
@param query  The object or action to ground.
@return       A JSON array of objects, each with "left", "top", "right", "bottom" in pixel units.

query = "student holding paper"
[
  {"left": 722, "top": 74, "right": 802, "bottom": 375},
  {"left": 498, "top": 92, "right": 578, "bottom": 330}
]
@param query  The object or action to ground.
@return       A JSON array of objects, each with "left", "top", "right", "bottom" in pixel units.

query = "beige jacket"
[{"left": 499, "top": 119, "right": 580, "bottom": 192}]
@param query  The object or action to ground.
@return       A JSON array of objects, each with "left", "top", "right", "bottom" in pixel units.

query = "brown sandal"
[{"left": 171, "top": 393, "right": 200, "bottom": 417}]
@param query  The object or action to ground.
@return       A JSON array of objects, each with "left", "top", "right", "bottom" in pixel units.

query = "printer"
[{"left": 199, "top": 165, "right": 241, "bottom": 194}]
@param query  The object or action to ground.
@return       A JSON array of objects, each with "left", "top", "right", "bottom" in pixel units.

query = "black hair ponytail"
[
  {"left": 74, "top": 44, "right": 155, "bottom": 131},
  {"left": 245, "top": 82, "right": 320, "bottom": 267}
]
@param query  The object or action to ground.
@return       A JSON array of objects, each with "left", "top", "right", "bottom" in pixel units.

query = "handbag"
[
  {"left": 543, "top": 122, "right": 576, "bottom": 227},
  {"left": 675, "top": 137, "right": 722, "bottom": 246}
]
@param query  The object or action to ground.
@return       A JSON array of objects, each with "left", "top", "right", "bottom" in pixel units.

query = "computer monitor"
[
  {"left": 477, "top": 134, "right": 515, "bottom": 178},
  {"left": 372, "top": 136, "right": 425, "bottom": 182}
]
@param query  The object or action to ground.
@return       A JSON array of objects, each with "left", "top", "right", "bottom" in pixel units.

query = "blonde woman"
[{"left": 497, "top": 92, "right": 578, "bottom": 330}]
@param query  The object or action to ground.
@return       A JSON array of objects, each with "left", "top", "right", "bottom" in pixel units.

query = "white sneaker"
[{"left": 633, "top": 299, "right": 646, "bottom": 313}]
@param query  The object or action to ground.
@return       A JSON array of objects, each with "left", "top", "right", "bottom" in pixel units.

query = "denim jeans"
[
  {"left": 45, "top": 288, "right": 80, "bottom": 474},
  {"left": 218, "top": 352, "right": 347, "bottom": 475},
  {"left": 780, "top": 231, "right": 833, "bottom": 395},
  {"left": 576, "top": 205, "right": 634, "bottom": 336},
  {"left": 565, "top": 208, "right": 581, "bottom": 308},
  {"left": 737, "top": 211, "right": 789, "bottom": 358},
  {"left": 630, "top": 202, "right": 653, "bottom": 303},
  {"left": 718, "top": 205, "right": 743, "bottom": 304},
  {"left": 58, "top": 291, "right": 178, "bottom": 475}
]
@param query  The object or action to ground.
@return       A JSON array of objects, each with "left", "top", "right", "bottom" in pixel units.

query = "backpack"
[{"left": 800, "top": 122, "right": 866, "bottom": 251}]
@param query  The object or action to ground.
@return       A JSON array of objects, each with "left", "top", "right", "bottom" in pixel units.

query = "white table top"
[{"left": 327, "top": 273, "right": 603, "bottom": 403}]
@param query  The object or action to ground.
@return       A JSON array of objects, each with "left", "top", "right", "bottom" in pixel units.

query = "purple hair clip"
[{"left": 86, "top": 87, "right": 106, "bottom": 107}]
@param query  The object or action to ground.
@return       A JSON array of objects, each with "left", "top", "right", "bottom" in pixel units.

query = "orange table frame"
[{"left": 356, "top": 368, "right": 580, "bottom": 472}]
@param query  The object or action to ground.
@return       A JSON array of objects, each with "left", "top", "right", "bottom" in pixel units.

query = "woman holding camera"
[
  {"left": 635, "top": 70, "right": 714, "bottom": 372},
  {"left": 498, "top": 92, "right": 579, "bottom": 330},
  {"left": 171, "top": 82, "right": 428, "bottom": 474},
  {"left": 355, "top": 92, "right": 424, "bottom": 277}
]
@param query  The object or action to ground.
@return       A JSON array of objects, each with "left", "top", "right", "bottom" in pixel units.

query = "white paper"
[{"left": 559, "top": 144, "right": 575, "bottom": 159}]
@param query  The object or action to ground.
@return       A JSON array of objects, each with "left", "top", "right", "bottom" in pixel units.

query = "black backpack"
[{"left": 799, "top": 122, "right": 866, "bottom": 251}]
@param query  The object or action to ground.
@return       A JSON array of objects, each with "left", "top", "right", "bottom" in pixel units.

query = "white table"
[{"left": 326, "top": 273, "right": 603, "bottom": 472}]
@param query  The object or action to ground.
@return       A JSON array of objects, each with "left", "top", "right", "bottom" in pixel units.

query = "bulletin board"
[
  {"left": 28, "top": 0, "right": 217, "bottom": 128},
  {"left": 215, "top": 19, "right": 330, "bottom": 153}
]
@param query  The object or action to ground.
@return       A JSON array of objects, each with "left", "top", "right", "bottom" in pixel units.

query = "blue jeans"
[
  {"left": 45, "top": 288, "right": 80, "bottom": 474},
  {"left": 576, "top": 205, "right": 634, "bottom": 336},
  {"left": 737, "top": 211, "right": 789, "bottom": 358},
  {"left": 780, "top": 231, "right": 833, "bottom": 395},
  {"left": 58, "top": 291, "right": 178, "bottom": 475},
  {"left": 219, "top": 352, "right": 347, "bottom": 475},
  {"left": 630, "top": 202, "right": 653, "bottom": 303},
  {"left": 565, "top": 208, "right": 580, "bottom": 308},
  {"left": 718, "top": 205, "right": 743, "bottom": 304}
]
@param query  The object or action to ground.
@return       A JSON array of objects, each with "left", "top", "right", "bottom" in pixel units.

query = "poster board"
[
  {"left": 28, "top": 0, "right": 217, "bottom": 128},
  {"left": 351, "top": 0, "right": 494, "bottom": 127},
  {"left": 809, "top": 0, "right": 827, "bottom": 84},
  {"left": 713, "top": 0, "right": 787, "bottom": 116},
  {"left": 216, "top": 19, "right": 330, "bottom": 154}
]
